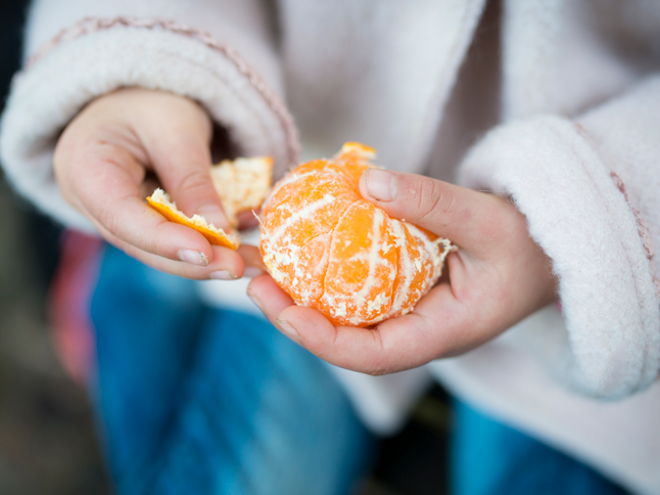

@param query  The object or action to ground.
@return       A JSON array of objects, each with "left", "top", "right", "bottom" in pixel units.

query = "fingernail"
[
  {"left": 195, "top": 205, "right": 230, "bottom": 229},
  {"left": 209, "top": 270, "right": 239, "bottom": 280},
  {"left": 244, "top": 266, "right": 264, "bottom": 278},
  {"left": 365, "top": 169, "right": 398, "bottom": 202},
  {"left": 178, "top": 250, "right": 209, "bottom": 267},
  {"left": 276, "top": 319, "right": 300, "bottom": 342}
]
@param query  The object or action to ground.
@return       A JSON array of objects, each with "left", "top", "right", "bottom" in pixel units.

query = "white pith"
[
  {"left": 210, "top": 156, "right": 272, "bottom": 226},
  {"left": 150, "top": 188, "right": 240, "bottom": 245}
]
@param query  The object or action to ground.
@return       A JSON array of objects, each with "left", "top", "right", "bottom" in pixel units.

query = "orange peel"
[
  {"left": 259, "top": 142, "right": 452, "bottom": 327},
  {"left": 146, "top": 156, "right": 273, "bottom": 249}
]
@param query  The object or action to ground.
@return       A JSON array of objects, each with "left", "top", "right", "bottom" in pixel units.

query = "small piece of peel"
[
  {"left": 210, "top": 157, "right": 273, "bottom": 227},
  {"left": 146, "top": 156, "right": 273, "bottom": 249},
  {"left": 147, "top": 188, "right": 241, "bottom": 249}
]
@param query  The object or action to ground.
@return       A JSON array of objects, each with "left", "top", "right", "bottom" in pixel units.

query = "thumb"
[
  {"left": 137, "top": 94, "right": 230, "bottom": 230},
  {"left": 359, "top": 169, "right": 499, "bottom": 249}
]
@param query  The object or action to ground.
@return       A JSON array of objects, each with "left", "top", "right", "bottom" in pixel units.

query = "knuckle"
[
  {"left": 141, "top": 232, "right": 161, "bottom": 257},
  {"left": 363, "top": 330, "right": 393, "bottom": 376},
  {"left": 96, "top": 205, "right": 117, "bottom": 234},
  {"left": 477, "top": 196, "right": 522, "bottom": 245},
  {"left": 410, "top": 177, "right": 453, "bottom": 223}
]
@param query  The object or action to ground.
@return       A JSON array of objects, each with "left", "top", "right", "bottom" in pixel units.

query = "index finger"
[
  {"left": 71, "top": 143, "right": 219, "bottom": 266},
  {"left": 247, "top": 270, "right": 471, "bottom": 374},
  {"left": 131, "top": 90, "right": 231, "bottom": 230}
]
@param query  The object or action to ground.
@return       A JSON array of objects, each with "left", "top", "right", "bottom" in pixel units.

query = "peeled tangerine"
[{"left": 260, "top": 142, "right": 452, "bottom": 328}]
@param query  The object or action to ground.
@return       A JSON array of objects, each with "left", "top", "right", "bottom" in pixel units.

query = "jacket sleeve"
[
  {"left": 457, "top": 75, "right": 660, "bottom": 400},
  {"left": 0, "top": 0, "right": 298, "bottom": 233}
]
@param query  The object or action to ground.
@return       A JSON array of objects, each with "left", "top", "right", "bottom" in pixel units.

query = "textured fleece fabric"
[{"left": 1, "top": 0, "right": 660, "bottom": 493}]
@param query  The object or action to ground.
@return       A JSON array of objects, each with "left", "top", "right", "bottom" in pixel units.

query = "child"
[{"left": 2, "top": 0, "right": 660, "bottom": 493}]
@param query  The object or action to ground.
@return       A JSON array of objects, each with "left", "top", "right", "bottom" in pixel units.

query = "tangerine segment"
[
  {"left": 260, "top": 142, "right": 452, "bottom": 327},
  {"left": 286, "top": 158, "right": 372, "bottom": 191},
  {"left": 261, "top": 173, "right": 361, "bottom": 267},
  {"left": 285, "top": 232, "right": 332, "bottom": 307},
  {"left": 263, "top": 170, "right": 359, "bottom": 234},
  {"left": 320, "top": 201, "right": 398, "bottom": 327},
  {"left": 147, "top": 189, "right": 240, "bottom": 249}
]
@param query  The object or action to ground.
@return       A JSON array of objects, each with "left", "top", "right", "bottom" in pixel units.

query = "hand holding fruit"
[
  {"left": 248, "top": 149, "right": 558, "bottom": 375},
  {"left": 259, "top": 143, "right": 452, "bottom": 328}
]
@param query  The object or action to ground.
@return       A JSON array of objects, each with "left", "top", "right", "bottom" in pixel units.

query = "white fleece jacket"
[{"left": 2, "top": 0, "right": 660, "bottom": 493}]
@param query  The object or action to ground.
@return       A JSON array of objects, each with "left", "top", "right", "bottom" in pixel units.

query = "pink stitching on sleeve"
[
  {"left": 577, "top": 122, "right": 660, "bottom": 303},
  {"left": 610, "top": 172, "right": 654, "bottom": 260},
  {"left": 26, "top": 17, "right": 299, "bottom": 166},
  {"left": 610, "top": 171, "right": 660, "bottom": 299}
]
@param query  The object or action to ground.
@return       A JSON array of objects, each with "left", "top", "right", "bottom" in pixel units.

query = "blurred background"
[
  {"left": 0, "top": 1, "right": 451, "bottom": 493},
  {"left": 0, "top": 1, "right": 111, "bottom": 493}
]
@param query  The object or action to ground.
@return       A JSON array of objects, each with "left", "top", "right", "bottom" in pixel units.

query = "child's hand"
[
  {"left": 248, "top": 170, "right": 558, "bottom": 374},
  {"left": 54, "top": 88, "right": 258, "bottom": 279}
]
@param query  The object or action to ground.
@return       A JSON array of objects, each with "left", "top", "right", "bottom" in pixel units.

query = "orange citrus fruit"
[
  {"left": 147, "top": 156, "right": 272, "bottom": 250},
  {"left": 259, "top": 142, "right": 452, "bottom": 327}
]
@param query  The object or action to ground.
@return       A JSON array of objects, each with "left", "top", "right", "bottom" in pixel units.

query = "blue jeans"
[
  {"left": 451, "top": 400, "right": 631, "bottom": 495},
  {"left": 88, "top": 245, "right": 374, "bottom": 495}
]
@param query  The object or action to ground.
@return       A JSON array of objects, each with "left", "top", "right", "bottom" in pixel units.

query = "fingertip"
[
  {"left": 247, "top": 273, "right": 295, "bottom": 319},
  {"left": 177, "top": 249, "right": 210, "bottom": 267},
  {"left": 206, "top": 244, "right": 244, "bottom": 278},
  {"left": 275, "top": 318, "right": 301, "bottom": 343},
  {"left": 150, "top": 220, "right": 214, "bottom": 263},
  {"left": 277, "top": 305, "right": 337, "bottom": 349},
  {"left": 237, "top": 244, "right": 267, "bottom": 276},
  {"left": 247, "top": 272, "right": 286, "bottom": 297},
  {"left": 360, "top": 168, "right": 399, "bottom": 203},
  {"left": 148, "top": 218, "right": 247, "bottom": 279}
]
